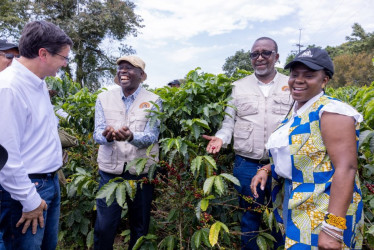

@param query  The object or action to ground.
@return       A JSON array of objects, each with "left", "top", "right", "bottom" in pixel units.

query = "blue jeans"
[
  {"left": 0, "top": 231, "right": 5, "bottom": 250},
  {"left": 0, "top": 174, "right": 60, "bottom": 250},
  {"left": 94, "top": 170, "right": 154, "bottom": 250},
  {"left": 233, "top": 155, "right": 283, "bottom": 250}
]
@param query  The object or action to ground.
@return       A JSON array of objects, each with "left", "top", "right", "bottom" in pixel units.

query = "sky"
[{"left": 114, "top": 0, "right": 374, "bottom": 89}]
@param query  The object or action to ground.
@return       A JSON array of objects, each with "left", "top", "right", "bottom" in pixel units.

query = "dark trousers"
[
  {"left": 233, "top": 155, "right": 284, "bottom": 250},
  {"left": 94, "top": 170, "right": 154, "bottom": 250}
]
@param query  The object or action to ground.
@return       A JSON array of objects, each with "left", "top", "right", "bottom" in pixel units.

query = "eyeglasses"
[
  {"left": 0, "top": 52, "right": 20, "bottom": 59},
  {"left": 250, "top": 50, "right": 276, "bottom": 60},
  {"left": 46, "top": 50, "right": 69, "bottom": 63},
  {"left": 53, "top": 52, "right": 69, "bottom": 63}
]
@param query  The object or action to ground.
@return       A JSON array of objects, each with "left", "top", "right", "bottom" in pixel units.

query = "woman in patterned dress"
[{"left": 251, "top": 48, "right": 363, "bottom": 249}]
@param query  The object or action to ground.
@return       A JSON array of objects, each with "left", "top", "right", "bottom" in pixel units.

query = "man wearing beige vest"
[
  {"left": 203, "top": 37, "right": 292, "bottom": 249},
  {"left": 93, "top": 55, "right": 161, "bottom": 250}
]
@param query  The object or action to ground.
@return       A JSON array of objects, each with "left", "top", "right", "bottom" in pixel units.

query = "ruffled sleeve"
[{"left": 319, "top": 100, "right": 363, "bottom": 124}]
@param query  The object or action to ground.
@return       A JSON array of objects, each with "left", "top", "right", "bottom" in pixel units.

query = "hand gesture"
[
  {"left": 250, "top": 168, "right": 269, "bottom": 198},
  {"left": 202, "top": 135, "right": 223, "bottom": 154},
  {"left": 113, "top": 126, "right": 133, "bottom": 142},
  {"left": 16, "top": 199, "right": 48, "bottom": 234},
  {"left": 102, "top": 126, "right": 115, "bottom": 142}
]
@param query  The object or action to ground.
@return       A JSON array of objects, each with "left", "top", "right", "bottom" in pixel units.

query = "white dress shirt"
[
  {"left": 0, "top": 59, "right": 62, "bottom": 212},
  {"left": 266, "top": 92, "right": 363, "bottom": 179},
  {"left": 257, "top": 73, "right": 277, "bottom": 97}
]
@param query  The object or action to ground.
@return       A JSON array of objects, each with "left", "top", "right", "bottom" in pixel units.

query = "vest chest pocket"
[
  {"left": 272, "top": 95, "right": 292, "bottom": 115},
  {"left": 134, "top": 117, "right": 148, "bottom": 132},
  {"left": 233, "top": 122, "right": 254, "bottom": 152},
  {"left": 237, "top": 101, "right": 258, "bottom": 116},
  {"left": 104, "top": 110, "right": 126, "bottom": 128}
]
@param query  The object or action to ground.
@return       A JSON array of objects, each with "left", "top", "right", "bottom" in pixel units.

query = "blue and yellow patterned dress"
[{"left": 270, "top": 95, "right": 364, "bottom": 249}]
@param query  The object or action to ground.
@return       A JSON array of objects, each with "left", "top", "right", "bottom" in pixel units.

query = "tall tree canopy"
[
  {"left": 324, "top": 23, "right": 374, "bottom": 87},
  {"left": 222, "top": 49, "right": 253, "bottom": 77},
  {"left": 0, "top": 0, "right": 143, "bottom": 90},
  {"left": 325, "top": 23, "right": 374, "bottom": 59},
  {"left": 329, "top": 52, "right": 374, "bottom": 88}
]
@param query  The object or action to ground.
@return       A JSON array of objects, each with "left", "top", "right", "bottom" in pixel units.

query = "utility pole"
[{"left": 295, "top": 28, "right": 304, "bottom": 53}]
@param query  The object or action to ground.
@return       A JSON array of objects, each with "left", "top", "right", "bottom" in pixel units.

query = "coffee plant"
[{"left": 49, "top": 71, "right": 374, "bottom": 249}]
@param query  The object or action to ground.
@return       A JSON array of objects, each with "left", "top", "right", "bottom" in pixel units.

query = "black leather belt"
[
  {"left": 242, "top": 156, "right": 270, "bottom": 165},
  {"left": 28, "top": 170, "right": 59, "bottom": 179}
]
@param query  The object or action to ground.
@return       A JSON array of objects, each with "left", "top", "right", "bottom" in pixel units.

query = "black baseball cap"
[
  {"left": 0, "top": 39, "right": 18, "bottom": 51},
  {"left": 284, "top": 48, "right": 334, "bottom": 78},
  {"left": 0, "top": 145, "right": 8, "bottom": 171},
  {"left": 168, "top": 80, "right": 180, "bottom": 86}
]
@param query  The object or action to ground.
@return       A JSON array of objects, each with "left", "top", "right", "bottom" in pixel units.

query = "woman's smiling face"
[{"left": 288, "top": 63, "right": 329, "bottom": 109}]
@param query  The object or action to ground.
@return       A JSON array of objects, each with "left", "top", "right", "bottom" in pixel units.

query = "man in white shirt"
[
  {"left": 0, "top": 20, "right": 73, "bottom": 249},
  {"left": 203, "top": 37, "right": 292, "bottom": 249}
]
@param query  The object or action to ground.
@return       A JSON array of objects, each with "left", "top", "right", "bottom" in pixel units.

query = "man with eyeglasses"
[
  {"left": 204, "top": 37, "right": 292, "bottom": 249},
  {"left": 93, "top": 55, "right": 161, "bottom": 250},
  {"left": 0, "top": 21, "right": 72, "bottom": 249},
  {"left": 0, "top": 40, "right": 19, "bottom": 72}
]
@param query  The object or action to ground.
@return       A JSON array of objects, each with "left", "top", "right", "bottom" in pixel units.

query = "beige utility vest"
[
  {"left": 232, "top": 73, "right": 292, "bottom": 159},
  {"left": 97, "top": 87, "right": 159, "bottom": 175}
]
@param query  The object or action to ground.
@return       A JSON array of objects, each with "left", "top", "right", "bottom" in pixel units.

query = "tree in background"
[
  {"left": 0, "top": 0, "right": 143, "bottom": 90},
  {"left": 329, "top": 52, "right": 374, "bottom": 88},
  {"left": 0, "top": 0, "right": 30, "bottom": 38},
  {"left": 346, "top": 23, "right": 374, "bottom": 53},
  {"left": 325, "top": 23, "right": 374, "bottom": 87},
  {"left": 325, "top": 23, "right": 374, "bottom": 59},
  {"left": 222, "top": 49, "right": 253, "bottom": 77}
]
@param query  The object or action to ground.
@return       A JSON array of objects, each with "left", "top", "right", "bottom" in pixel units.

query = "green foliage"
[
  {"left": 284, "top": 53, "right": 296, "bottom": 66},
  {"left": 222, "top": 49, "right": 254, "bottom": 77},
  {"left": 328, "top": 52, "right": 374, "bottom": 88},
  {"left": 46, "top": 76, "right": 102, "bottom": 249},
  {"left": 0, "top": 0, "right": 30, "bottom": 38},
  {"left": 345, "top": 23, "right": 374, "bottom": 54},
  {"left": 325, "top": 23, "right": 374, "bottom": 59},
  {"left": 323, "top": 23, "right": 374, "bottom": 88},
  {"left": 133, "top": 234, "right": 158, "bottom": 250},
  {"left": 327, "top": 82, "right": 374, "bottom": 129},
  {"left": 135, "top": 69, "right": 245, "bottom": 248}
]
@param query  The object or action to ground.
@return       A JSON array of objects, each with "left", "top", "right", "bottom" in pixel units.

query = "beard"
[{"left": 254, "top": 67, "right": 270, "bottom": 76}]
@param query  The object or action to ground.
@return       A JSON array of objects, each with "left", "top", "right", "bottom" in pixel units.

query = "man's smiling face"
[{"left": 117, "top": 61, "right": 144, "bottom": 96}]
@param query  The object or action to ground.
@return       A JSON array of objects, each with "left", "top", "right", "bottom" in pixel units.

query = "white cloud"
[
  {"left": 124, "top": 0, "right": 374, "bottom": 89},
  {"left": 165, "top": 45, "right": 223, "bottom": 63},
  {"left": 269, "top": 27, "right": 297, "bottom": 36},
  {"left": 290, "top": 0, "right": 374, "bottom": 46},
  {"left": 133, "top": 0, "right": 295, "bottom": 43}
]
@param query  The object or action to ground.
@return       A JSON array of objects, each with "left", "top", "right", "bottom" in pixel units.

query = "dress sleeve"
[{"left": 319, "top": 100, "right": 363, "bottom": 124}]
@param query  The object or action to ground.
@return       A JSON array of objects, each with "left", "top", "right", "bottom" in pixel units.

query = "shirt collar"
[
  {"left": 12, "top": 59, "right": 45, "bottom": 88},
  {"left": 256, "top": 71, "right": 278, "bottom": 86},
  {"left": 292, "top": 91, "right": 324, "bottom": 117},
  {"left": 120, "top": 85, "right": 142, "bottom": 101}
]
